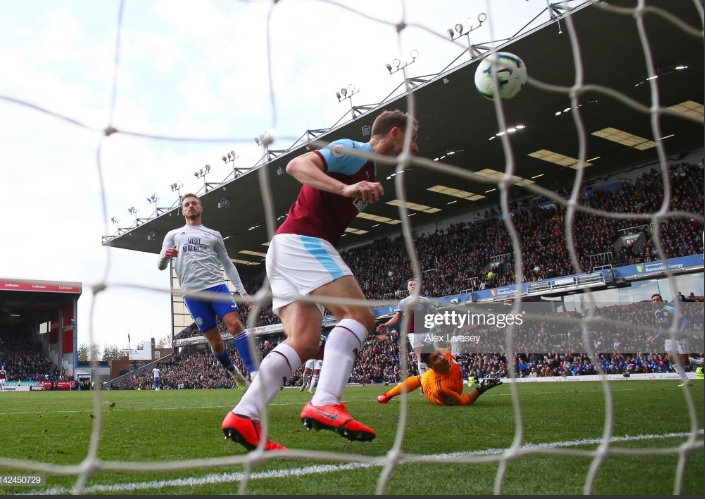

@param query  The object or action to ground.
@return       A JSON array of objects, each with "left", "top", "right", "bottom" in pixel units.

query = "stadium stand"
[
  {"left": 103, "top": 160, "right": 703, "bottom": 390},
  {"left": 0, "top": 322, "right": 72, "bottom": 385}
]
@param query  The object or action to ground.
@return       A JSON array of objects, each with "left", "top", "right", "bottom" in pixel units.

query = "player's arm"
[
  {"left": 158, "top": 232, "right": 176, "bottom": 270},
  {"left": 286, "top": 148, "right": 383, "bottom": 204},
  {"left": 650, "top": 308, "right": 667, "bottom": 342},
  {"left": 214, "top": 236, "right": 254, "bottom": 309},
  {"left": 678, "top": 312, "right": 689, "bottom": 331},
  {"left": 650, "top": 326, "right": 663, "bottom": 343},
  {"left": 440, "top": 389, "right": 473, "bottom": 406},
  {"left": 670, "top": 311, "right": 691, "bottom": 340},
  {"left": 376, "top": 311, "right": 402, "bottom": 333}
]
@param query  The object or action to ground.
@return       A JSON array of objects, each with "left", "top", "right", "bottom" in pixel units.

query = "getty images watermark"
[
  {"left": 411, "top": 309, "right": 524, "bottom": 353},
  {"left": 410, "top": 302, "right": 704, "bottom": 355},
  {"left": 423, "top": 310, "right": 524, "bottom": 330}
]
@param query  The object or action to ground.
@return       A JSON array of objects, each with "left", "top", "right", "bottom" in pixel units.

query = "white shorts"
[
  {"left": 304, "top": 359, "right": 324, "bottom": 371},
  {"left": 665, "top": 339, "right": 688, "bottom": 355},
  {"left": 407, "top": 333, "right": 427, "bottom": 350},
  {"left": 0, "top": 379, "right": 5, "bottom": 386},
  {"left": 266, "top": 234, "right": 353, "bottom": 316}
]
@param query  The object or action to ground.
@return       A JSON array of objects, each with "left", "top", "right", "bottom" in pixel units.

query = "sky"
[{"left": 0, "top": 0, "right": 562, "bottom": 350}]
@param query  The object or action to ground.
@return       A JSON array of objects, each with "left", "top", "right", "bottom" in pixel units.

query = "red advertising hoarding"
[{"left": 39, "top": 380, "right": 77, "bottom": 390}]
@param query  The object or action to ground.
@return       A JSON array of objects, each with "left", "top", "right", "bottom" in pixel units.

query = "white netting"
[{"left": 0, "top": 0, "right": 703, "bottom": 495}]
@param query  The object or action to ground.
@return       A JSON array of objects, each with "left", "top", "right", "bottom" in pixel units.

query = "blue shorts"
[{"left": 184, "top": 284, "right": 240, "bottom": 332}]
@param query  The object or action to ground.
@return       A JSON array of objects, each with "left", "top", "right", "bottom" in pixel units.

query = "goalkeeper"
[{"left": 377, "top": 348, "right": 502, "bottom": 406}]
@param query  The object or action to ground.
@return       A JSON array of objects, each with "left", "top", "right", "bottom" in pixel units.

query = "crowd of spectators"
[
  {"left": 109, "top": 340, "right": 703, "bottom": 391},
  {"left": 111, "top": 331, "right": 417, "bottom": 390},
  {"left": 0, "top": 323, "right": 70, "bottom": 383},
  {"left": 3, "top": 163, "right": 703, "bottom": 388},
  {"left": 133, "top": 162, "right": 703, "bottom": 389},
  {"left": 166, "top": 163, "right": 704, "bottom": 333},
  {"left": 109, "top": 348, "right": 242, "bottom": 390},
  {"left": 338, "top": 163, "right": 704, "bottom": 302},
  {"left": 3, "top": 298, "right": 700, "bottom": 390},
  {"left": 110, "top": 298, "right": 703, "bottom": 390}
]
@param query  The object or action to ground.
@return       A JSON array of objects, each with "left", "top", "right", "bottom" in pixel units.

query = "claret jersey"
[{"left": 276, "top": 139, "right": 376, "bottom": 246}]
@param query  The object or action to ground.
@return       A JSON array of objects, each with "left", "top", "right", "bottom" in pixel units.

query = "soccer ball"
[{"left": 474, "top": 52, "right": 527, "bottom": 100}]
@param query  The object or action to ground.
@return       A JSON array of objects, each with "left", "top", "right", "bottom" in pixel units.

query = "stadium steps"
[{"left": 105, "top": 354, "right": 174, "bottom": 387}]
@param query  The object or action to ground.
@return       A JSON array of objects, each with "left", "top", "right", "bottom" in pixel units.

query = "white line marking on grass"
[
  {"left": 0, "top": 402, "right": 304, "bottom": 416},
  {"left": 31, "top": 430, "right": 704, "bottom": 495}
]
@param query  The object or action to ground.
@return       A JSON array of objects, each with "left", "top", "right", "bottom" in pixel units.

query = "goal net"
[{"left": 0, "top": 0, "right": 702, "bottom": 495}]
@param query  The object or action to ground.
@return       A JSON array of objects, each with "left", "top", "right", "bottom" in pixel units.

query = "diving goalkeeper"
[{"left": 377, "top": 349, "right": 502, "bottom": 406}]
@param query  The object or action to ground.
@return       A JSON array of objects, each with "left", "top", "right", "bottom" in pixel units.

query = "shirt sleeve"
[
  {"left": 678, "top": 311, "right": 689, "bottom": 331},
  {"left": 213, "top": 233, "right": 247, "bottom": 295},
  {"left": 159, "top": 231, "right": 175, "bottom": 259},
  {"left": 317, "top": 139, "right": 371, "bottom": 175},
  {"left": 449, "top": 390, "right": 475, "bottom": 406},
  {"left": 158, "top": 231, "right": 175, "bottom": 269}
]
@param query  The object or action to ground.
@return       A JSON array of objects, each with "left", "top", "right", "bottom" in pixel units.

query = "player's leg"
[
  {"left": 689, "top": 355, "right": 705, "bottom": 366},
  {"left": 676, "top": 342, "right": 693, "bottom": 386},
  {"left": 215, "top": 285, "right": 259, "bottom": 378},
  {"left": 300, "top": 365, "right": 312, "bottom": 392},
  {"left": 301, "top": 275, "right": 376, "bottom": 441},
  {"left": 666, "top": 340, "right": 691, "bottom": 385},
  {"left": 409, "top": 341, "right": 428, "bottom": 396},
  {"left": 309, "top": 366, "right": 320, "bottom": 393},
  {"left": 183, "top": 295, "right": 244, "bottom": 386},
  {"left": 678, "top": 353, "right": 692, "bottom": 368},
  {"left": 223, "top": 300, "right": 320, "bottom": 451},
  {"left": 413, "top": 345, "right": 429, "bottom": 375},
  {"left": 202, "top": 325, "right": 248, "bottom": 388},
  {"left": 378, "top": 375, "right": 422, "bottom": 403},
  {"left": 225, "top": 236, "right": 331, "bottom": 451},
  {"left": 221, "top": 311, "right": 258, "bottom": 376}
]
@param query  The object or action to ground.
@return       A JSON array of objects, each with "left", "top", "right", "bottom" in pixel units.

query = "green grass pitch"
[{"left": 0, "top": 381, "right": 702, "bottom": 495}]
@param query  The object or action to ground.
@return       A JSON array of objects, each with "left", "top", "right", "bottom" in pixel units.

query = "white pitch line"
[
  {"left": 31, "top": 430, "right": 704, "bottom": 495},
  {"left": 0, "top": 402, "right": 304, "bottom": 416}
]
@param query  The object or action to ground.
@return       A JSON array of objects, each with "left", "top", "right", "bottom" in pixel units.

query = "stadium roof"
[
  {"left": 0, "top": 278, "right": 82, "bottom": 325},
  {"left": 102, "top": 0, "right": 704, "bottom": 286}
]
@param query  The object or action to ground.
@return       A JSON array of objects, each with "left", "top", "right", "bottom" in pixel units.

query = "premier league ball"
[{"left": 474, "top": 52, "right": 527, "bottom": 100}]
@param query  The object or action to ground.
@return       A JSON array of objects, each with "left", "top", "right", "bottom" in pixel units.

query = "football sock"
[
  {"left": 310, "top": 374, "right": 319, "bottom": 389},
  {"left": 674, "top": 362, "right": 688, "bottom": 381},
  {"left": 212, "top": 348, "right": 236, "bottom": 372},
  {"left": 234, "top": 331, "right": 257, "bottom": 374},
  {"left": 233, "top": 343, "right": 301, "bottom": 420},
  {"left": 312, "top": 318, "right": 367, "bottom": 407}
]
